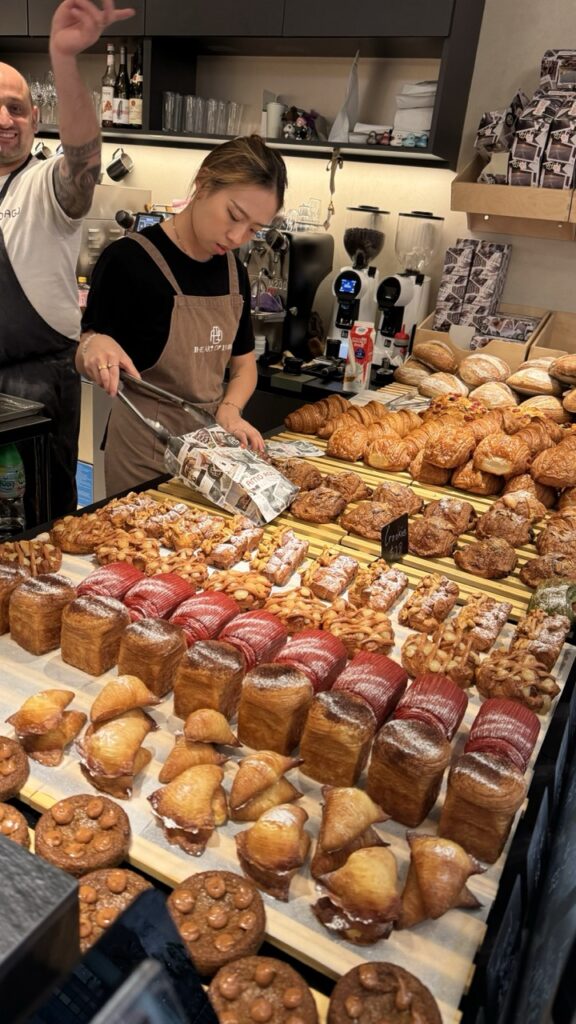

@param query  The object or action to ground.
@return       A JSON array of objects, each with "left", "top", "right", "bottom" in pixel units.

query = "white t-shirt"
[{"left": 0, "top": 156, "right": 82, "bottom": 340}]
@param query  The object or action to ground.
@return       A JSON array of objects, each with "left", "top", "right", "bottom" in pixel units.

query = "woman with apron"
[{"left": 77, "top": 136, "right": 287, "bottom": 496}]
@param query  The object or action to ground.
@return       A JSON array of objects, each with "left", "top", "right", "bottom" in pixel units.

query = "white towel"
[
  {"left": 396, "top": 81, "right": 437, "bottom": 109},
  {"left": 393, "top": 107, "right": 433, "bottom": 132},
  {"left": 353, "top": 121, "right": 393, "bottom": 135}
]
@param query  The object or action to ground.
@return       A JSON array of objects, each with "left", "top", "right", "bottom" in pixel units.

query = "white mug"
[{"left": 266, "top": 101, "right": 286, "bottom": 140}]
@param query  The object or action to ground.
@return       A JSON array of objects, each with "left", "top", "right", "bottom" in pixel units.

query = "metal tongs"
[{"left": 116, "top": 372, "right": 216, "bottom": 455}]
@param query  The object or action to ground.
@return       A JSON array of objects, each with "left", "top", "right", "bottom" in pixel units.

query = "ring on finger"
[{"left": 97, "top": 364, "right": 108, "bottom": 371}]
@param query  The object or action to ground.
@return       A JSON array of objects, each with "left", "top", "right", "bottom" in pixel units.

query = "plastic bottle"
[
  {"left": 77, "top": 276, "right": 89, "bottom": 308},
  {"left": 0, "top": 444, "right": 26, "bottom": 538},
  {"left": 391, "top": 323, "right": 410, "bottom": 366}
]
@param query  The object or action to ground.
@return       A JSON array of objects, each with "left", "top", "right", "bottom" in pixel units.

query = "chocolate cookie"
[
  {"left": 168, "top": 870, "right": 265, "bottom": 977},
  {"left": 0, "top": 735, "right": 29, "bottom": 800},
  {"left": 327, "top": 963, "right": 441, "bottom": 1024},
  {"left": 35, "top": 795, "right": 131, "bottom": 877},
  {"left": 78, "top": 868, "right": 153, "bottom": 952},
  {"left": 209, "top": 956, "right": 318, "bottom": 1024},
  {"left": 0, "top": 802, "right": 30, "bottom": 848}
]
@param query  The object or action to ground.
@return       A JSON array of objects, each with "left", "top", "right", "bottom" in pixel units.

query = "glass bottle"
[
  {"left": 129, "top": 45, "right": 143, "bottom": 130},
  {"left": 113, "top": 44, "right": 130, "bottom": 128},
  {"left": 0, "top": 444, "right": 26, "bottom": 539},
  {"left": 101, "top": 42, "right": 116, "bottom": 129}
]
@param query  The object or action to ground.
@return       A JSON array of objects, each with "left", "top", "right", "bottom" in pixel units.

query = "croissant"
[
  {"left": 235, "top": 804, "right": 310, "bottom": 901},
  {"left": 78, "top": 709, "right": 157, "bottom": 777},
  {"left": 149, "top": 763, "right": 226, "bottom": 855},
  {"left": 7, "top": 689, "right": 74, "bottom": 736},
  {"left": 284, "top": 404, "right": 325, "bottom": 434},
  {"left": 313, "top": 847, "right": 401, "bottom": 944},
  {"left": 530, "top": 443, "right": 576, "bottom": 489},
  {"left": 90, "top": 675, "right": 161, "bottom": 725},
  {"left": 473, "top": 433, "right": 530, "bottom": 476},
  {"left": 183, "top": 709, "right": 239, "bottom": 746},
  {"left": 398, "top": 833, "right": 484, "bottom": 928},
  {"left": 326, "top": 424, "right": 369, "bottom": 462},
  {"left": 503, "top": 473, "right": 555, "bottom": 508},
  {"left": 159, "top": 736, "right": 227, "bottom": 783},
  {"left": 311, "top": 786, "right": 388, "bottom": 878},
  {"left": 22, "top": 710, "right": 87, "bottom": 767}
]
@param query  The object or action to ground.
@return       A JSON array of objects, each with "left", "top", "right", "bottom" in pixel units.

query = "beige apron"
[{"left": 105, "top": 232, "right": 244, "bottom": 495}]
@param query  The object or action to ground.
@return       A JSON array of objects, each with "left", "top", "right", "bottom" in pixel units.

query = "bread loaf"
[
  {"left": 469, "top": 381, "right": 518, "bottom": 408},
  {"left": 412, "top": 340, "right": 458, "bottom": 373},
  {"left": 418, "top": 373, "right": 468, "bottom": 399},
  {"left": 506, "top": 367, "right": 561, "bottom": 396},
  {"left": 459, "top": 353, "right": 510, "bottom": 387},
  {"left": 549, "top": 353, "right": 576, "bottom": 384}
]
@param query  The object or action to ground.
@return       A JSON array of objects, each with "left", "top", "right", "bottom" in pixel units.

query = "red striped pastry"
[
  {"left": 274, "top": 629, "right": 348, "bottom": 693},
  {"left": 393, "top": 674, "right": 468, "bottom": 740},
  {"left": 332, "top": 653, "right": 407, "bottom": 727}
]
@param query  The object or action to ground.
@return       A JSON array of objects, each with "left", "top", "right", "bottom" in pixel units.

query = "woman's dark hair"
[{"left": 192, "top": 134, "right": 288, "bottom": 210}]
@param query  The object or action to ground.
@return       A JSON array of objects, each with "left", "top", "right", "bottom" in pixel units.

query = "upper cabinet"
[
  {"left": 1, "top": 0, "right": 28, "bottom": 36},
  {"left": 27, "top": 0, "right": 145, "bottom": 36},
  {"left": 282, "top": 0, "right": 454, "bottom": 38},
  {"left": 145, "top": 1, "right": 285, "bottom": 37}
]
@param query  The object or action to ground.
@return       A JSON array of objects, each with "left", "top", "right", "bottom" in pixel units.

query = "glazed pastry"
[
  {"left": 332, "top": 652, "right": 407, "bottom": 727},
  {"left": 273, "top": 629, "right": 348, "bottom": 693},
  {"left": 392, "top": 673, "right": 468, "bottom": 740},
  {"left": 77, "top": 561, "right": 144, "bottom": 600},
  {"left": 366, "top": 719, "right": 452, "bottom": 827},
  {"left": 238, "top": 664, "right": 313, "bottom": 755},
  {"left": 60, "top": 594, "right": 130, "bottom": 676},
  {"left": 299, "top": 691, "right": 377, "bottom": 786},
  {"left": 464, "top": 698, "right": 540, "bottom": 772},
  {"left": 423, "top": 498, "right": 476, "bottom": 535},
  {"left": 117, "top": 619, "right": 187, "bottom": 697},
  {"left": 0, "top": 565, "right": 30, "bottom": 633},
  {"left": 311, "top": 786, "right": 388, "bottom": 879},
  {"left": 148, "top": 763, "right": 227, "bottom": 856},
  {"left": 90, "top": 675, "right": 161, "bottom": 725},
  {"left": 173, "top": 640, "right": 246, "bottom": 719},
  {"left": 0, "top": 735, "right": 29, "bottom": 799},
  {"left": 235, "top": 804, "right": 310, "bottom": 901},
  {"left": 520, "top": 553, "right": 576, "bottom": 589},
  {"left": 264, "top": 586, "right": 326, "bottom": 633},
  {"left": 409, "top": 451, "right": 451, "bottom": 486},
  {"left": 7, "top": 688, "right": 74, "bottom": 736},
  {"left": 398, "top": 574, "right": 459, "bottom": 633},
  {"left": 370, "top": 481, "right": 423, "bottom": 516},
  {"left": 205, "top": 570, "right": 272, "bottom": 611},
  {"left": 326, "top": 424, "right": 369, "bottom": 461},
  {"left": 475, "top": 507, "right": 533, "bottom": 547},
  {"left": 398, "top": 833, "right": 483, "bottom": 928},
  {"left": 159, "top": 736, "right": 227, "bottom": 783},
  {"left": 35, "top": 795, "right": 131, "bottom": 877},
  {"left": 327, "top": 963, "right": 441, "bottom": 1024},
  {"left": 347, "top": 561, "right": 408, "bottom": 612},
  {"left": 168, "top": 872, "right": 265, "bottom": 977},
  {"left": 9, "top": 573, "right": 76, "bottom": 655},
  {"left": 78, "top": 868, "right": 153, "bottom": 953},
  {"left": 536, "top": 519, "right": 576, "bottom": 557},
  {"left": 492, "top": 490, "right": 547, "bottom": 523},
  {"left": 219, "top": 610, "right": 287, "bottom": 669},
  {"left": 321, "top": 600, "right": 394, "bottom": 657},
  {"left": 473, "top": 432, "right": 530, "bottom": 476},
  {"left": 401, "top": 626, "right": 479, "bottom": 689},
  {"left": 313, "top": 847, "right": 400, "bottom": 944},
  {"left": 123, "top": 572, "right": 194, "bottom": 620},
  {"left": 455, "top": 595, "right": 511, "bottom": 651},
  {"left": 250, "top": 529, "right": 309, "bottom": 586},
  {"left": 290, "top": 486, "right": 347, "bottom": 523},
  {"left": 142, "top": 549, "right": 209, "bottom": 588},
  {"left": 508, "top": 610, "right": 570, "bottom": 670},
  {"left": 303, "top": 549, "right": 359, "bottom": 601},
  {"left": 183, "top": 708, "right": 239, "bottom": 746},
  {"left": 169, "top": 591, "right": 239, "bottom": 644},
  {"left": 0, "top": 803, "right": 30, "bottom": 848},
  {"left": 95, "top": 528, "right": 160, "bottom": 569},
  {"left": 423, "top": 424, "right": 476, "bottom": 469},
  {"left": 22, "top": 710, "right": 86, "bottom": 767},
  {"left": 229, "top": 750, "right": 302, "bottom": 822},
  {"left": 503, "top": 472, "right": 555, "bottom": 507},
  {"left": 274, "top": 457, "right": 323, "bottom": 490},
  {"left": 438, "top": 751, "right": 526, "bottom": 863},
  {"left": 451, "top": 460, "right": 502, "bottom": 497},
  {"left": 209, "top": 956, "right": 318, "bottom": 1024},
  {"left": 0, "top": 536, "right": 62, "bottom": 576},
  {"left": 454, "top": 538, "right": 518, "bottom": 579},
  {"left": 408, "top": 518, "right": 457, "bottom": 558},
  {"left": 363, "top": 435, "right": 411, "bottom": 472},
  {"left": 340, "top": 501, "right": 397, "bottom": 540},
  {"left": 50, "top": 512, "right": 116, "bottom": 554},
  {"left": 78, "top": 708, "right": 157, "bottom": 779},
  {"left": 475, "top": 650, "right": 560, "bottom": 714}
]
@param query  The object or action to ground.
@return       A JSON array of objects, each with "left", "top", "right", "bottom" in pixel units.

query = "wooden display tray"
[{"left": 413, "top": 303, "right": 550, "bottom": 372}]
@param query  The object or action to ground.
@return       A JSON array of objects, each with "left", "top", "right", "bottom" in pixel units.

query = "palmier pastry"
[
  {"left": 492, "top": 490, "right": 547, "bottom": 523},
  {"left": 273, "top": 457, "right": 322, "bottom": 490},
  {"left": 455, "top": 595, "right": 511, "bottom": 652},
  {"left": 0, "top": 536, "right": 61, "bottom": 576},
  {"left": 264, "top": 586, "right": 325, "bottom": 633},
  {"left": 475, "top": 651, "right": 560, "bottom": 714},
  {"left": 327, "top": 963, "right": 441, "bottom": 1024},
  {"left": 0, "top": 565, "right": 29, "bottom": 633},
  {"left": 300, "top": 691, "right": 377, "bottom": 786},
  {"left": 168, "top": 872, "right": 265, "bottom": 977},
  {"left": 303, "top": 549, "right": 359, "bottom": 601},
  {"left": 313, "top": 847, "right": 401, "bottom": 944},
  {"left": 401, "top": 625, "right": 478, "bottom": 689},
  {"left": 423, "top": 498, "right": 476, "bottom": 535},
  {"left": 78, "top": 868, "right": 153, "bottom": 953},
  {"left": 530, "top": 443, "right": 576, "bottom": 489},
  {"left": 423, "top": 424, "right": 475, "bottom": 469},
  {"left": 9, "top": 573, "right": 76, "bottom": 655},
  {"left": 473, "top": 432, "right": 530, "bottom": 476},
  {"left": 535, "top": 519, "right": 576, "bottom": 556},
  {"left": 475, "top": 507, "right": 534, "bottom": 547},
  {"left": 347, "top": 561, "right": 408, "bottom": 612},
  {"left": 237, "top": 664, "right": 313, "bottom": 755},
  {"left": 326, "top": 424, "right": 368, "bottom": 462},
  {"left": 61, "top": 595, "right": 130, "bottom": 676},
  {"left": 454, "top": 538, "right": 518, "bottom": 579},
  {"left": 503, "top": 473, "right": 555, "bottom": 508},
  {"left": 408, "top": 518, "right": 457, "bottom": 558},
  {"left": 235, "top": 805, "right": 310, "bottom": 901},
  {"left": 409, "top": 451, "right": 451, "bottom": 486},
  {"left": 290, "top": 486, "right": 346, "bottom": 524},
  {"left": 0, "top": 803, "right": 30, "bottom": 849},
  {"left": 520, "top": 553, "right": 576, "bottom": 588},
  {"left": 0, "top": 735, "right": 29, "bottom": 799},
  {"left": 209, "top": 957, "right": 318, "bottom": 1024},
  {"left": 321, "top": 601, "right": 394, "bottom": 657},
  {"left": 363, "top": 435, "right": 410, "bottom": 472},
  {"left": 117, "top": 619, "right": 187, "bottom": 697},
  {"left": 205, "top": 570, "right": 272, "bottom": 611},
  {"left": 149, "top": 763, "right": 227, "bottom": 855},
  {"left": 371, "top": 481, "right": 423, "bottom": 516},
  {"left": 250, "top": 529, "right": 309, "bottom": 586},
  {"left": 311, "top": 786, "right": 388, "bottom": 879},
  {"left": 451, "top": 459, "right": 502, "bottom": 497},
  {"left": 366, "top": 718, "right": 452, "bottom": 828},
  {"left": 509, "top": 610, "right": 569, "bottom": 670},
  {"left": 398, "top": 574, "right": 459, "bottom": 633},
  {"left": 50, "top": 512, "right": 116, "bottom": 554},
  {"left": 35, "top": 795, "right": 131, "bottom": 877},
  {"left": 174, "top": 640, "right": 246, "bottom": 720}
]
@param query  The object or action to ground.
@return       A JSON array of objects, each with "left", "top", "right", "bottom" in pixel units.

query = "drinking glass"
[
  {"left": 226, "top": 101, "right": 243, "bottom": 136},
  {"left": 193, "top": 97, "right": 206, "bottom": 134},
  {"left": 206, "top": 98, "right": 218, "bottom": 134},
  {"left": 216, "top": 100, "right": 227, "bottom": 136},
  {"left": 162, "top": 91, "right": 182, "bottom": 132},
  {"left": 183, "top": 95, "right": 196, "bottom": 133}
]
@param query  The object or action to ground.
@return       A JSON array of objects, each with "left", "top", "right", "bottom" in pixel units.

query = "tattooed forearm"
[{"left": 54, "top": 135, "right": 102, "bottom": 218}]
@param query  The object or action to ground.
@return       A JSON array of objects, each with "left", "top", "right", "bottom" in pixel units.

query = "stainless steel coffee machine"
[
  {"left": 242, "top": 229, "right": 334, "bottom": 359},
  {"left": 77, "top": 182, "right": 152, "bottom": 280}
]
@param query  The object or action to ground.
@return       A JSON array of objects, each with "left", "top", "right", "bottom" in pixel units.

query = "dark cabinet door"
[
  {"left": 1, "top": 0, "right": 28, "bottom": 35},
  {"left": 283, "top": 0, "right": 454, "bottom": 37},
  {"left": 145, "top": 0, "right": 284, "bottom": 36},
  {"left": 28, "top": 0, "right": 145, "bottom": 36}
]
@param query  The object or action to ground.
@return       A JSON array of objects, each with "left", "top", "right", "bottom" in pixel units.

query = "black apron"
[{"left": 0, "top": 160, "right": 81, "bottom": 520}]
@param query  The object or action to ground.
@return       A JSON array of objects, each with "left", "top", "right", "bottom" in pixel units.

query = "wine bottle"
[
  {"left": 129, "top": 45, "right": 143, "bottom": 130},
  {"left": 113, "top": 44, "right": 130, "bottom": 127},
  {"left": 100, "top": 42, "right": 116, "bottom": 129}
]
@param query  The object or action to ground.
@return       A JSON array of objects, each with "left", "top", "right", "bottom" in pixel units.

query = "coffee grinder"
[
  {"left": 375, "top": 211, "right": 444, "bottom": 366},
  {"left": 327, "top": 206, "right": 388, "bottom": 356}
]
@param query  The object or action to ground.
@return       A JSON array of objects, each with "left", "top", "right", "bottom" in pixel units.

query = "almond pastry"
[
  {"left": 0, "top": 536, "right": 61, "bottom": 576},
  {"left": 321, "top": 470, "right": 373, "bottom": 502},
  {"left": 492, "top": 490, "right": 547, "bottom": 522},
  {"left": 459, "top": 353, "right": 510, "bottom": 387},
  {"left": 272, "top": 457, "right": 322, "bottom": 490},
  {"left": 339, "top": 501, "right": 400, "bottom": 540},
  {"left": 142, "top": 549, "right": 209, "bottom": 588},
  {"left": 165, "top": 512, "right": 226, "bottom": 551},
  {"left": 50, "top": 512, "right": 116, "bottom": 553},
  {"left": 289, "top": 486, "right": 347, "bottom": 523},
  {"left": 204, "top": 570, "right": 272, "bottom": 611},
  {"left": 508, "top": 609, "right": 569, "bottom": 670},
  {"left": 300, "top": 691, "right": 377, "bottom": 786},
  {"left": 234, "top": 804, "right": 310, "bottom": 901},
  {"left": 371, "top": 481, "right": 423, "bottom": 516},
  {"left": 313, "top": 847, "right": 400, "bottom": 944},
  {"left": 95, "top": 529, "right": 160, "bottom": 569},
  {"left": 401, "top": 626, "right": 479, "bottom": 688},
  {"left": 423, "top": 497, "right": 476, "bottom": 534},
  {"left": 455, "top": 595, "right": 511, "bottom": 652},
  {"left": 398, "top": 833, "right": 484, "bottom": 928},
  {"left": 503, "top": 472, "right": 555, "bottom": 507},
  {"left": 347, "top": 561, "right": 408, "bottom": 612},
  {"left": 366, "top": 718, "right": 452, "bottom": 828},
  {"left": 398, "top": 574, "right": 459, "bottom": 633},
  {"left": 302, "top": 548, "right": 359, "bottom": 601},
  {"left": 475, "top": 506, "right": 534, "bottom": 547},
  {"left": 535, "top": 518, "right": 576, "bottom": 556},
  {"left": 520, "top": 553, "right": 576, "bottom": 588},
  {"left": 321, "top": 600, "right": 394, "bottom": 657},
  {"left": 475, "top": 650, "right": 560, "bottom": 714},
  {"left": 263, "top": 585, "right": 327, "bottom": 633},
  {"left": 408, "top": 517, "right": 458, "bottom": 558},
  {"left": 454, "top": 537, "right": 518, "bottom": 579}
]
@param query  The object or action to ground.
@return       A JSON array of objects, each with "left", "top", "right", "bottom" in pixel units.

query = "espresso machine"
[
  {"left": 327, "top": 206, "right": 389, "bottom": 356},
  {"left": 242, "top": 228, "right": 334, "bottom": 360},
  {"left": 376, "top": 211, "right": 444, "bottom": 366}
]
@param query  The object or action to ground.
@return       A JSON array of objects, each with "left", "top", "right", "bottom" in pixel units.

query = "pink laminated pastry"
[
  {"left": 273, "top": 629, "right": 348, "bottom": 693},
  {"left": 219, "top": 610, "right": 287, "bottom": 670},
  {"left": 169, "top": 591, "right": 240, "bottom": 645},
  {"left": 123, "top": 573, "right": 194, "bottom": 621},
  {"left": 393, "top": 673, "right": 469, "bottom": 740},
  {"left": 464, "top": 697, "right": 540, "bottom": 773},
  {"left": 77, "top": 562, "right": 145, "bottom": 600},
  {"left": 332, "top": 653, "right": 408, "bottom": 728}
]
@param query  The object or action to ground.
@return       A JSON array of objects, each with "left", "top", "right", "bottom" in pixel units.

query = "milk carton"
[{"left": 344, "top": 321, "right": 374, "bottom": 392}]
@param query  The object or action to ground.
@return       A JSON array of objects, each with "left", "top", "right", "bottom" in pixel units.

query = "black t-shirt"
[{"left": 82, "top": 223, "right": 254, "bottom": 371}]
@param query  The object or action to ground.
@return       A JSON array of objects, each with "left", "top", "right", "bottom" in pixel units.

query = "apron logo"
[{"left": 210, "top": 325, "right": 224, "bottom": 345}]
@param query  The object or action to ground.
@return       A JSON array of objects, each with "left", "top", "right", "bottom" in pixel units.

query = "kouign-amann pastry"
[
  {"left": 398, "top": 832, "right": 483, "bottom": 929},
  {"left": 508, "top": 610, "right": 570, "bottom": 670},
  {"left": 321, "top": 601, "right": 394, "bottom": 657},
  {"left": 235, "top": 805, "right": 310, "bottom": 902},
  {"left": 423, "top": 498, "right": 476, "bottom": 535},
  {"left": 473, "top": 432, "right": 530, "bottom": 476},
  {"left": 35, "top": 795, "right": 131, "bottom": 877},
  {"left": 464, "top": 698, "right": 540, "bottom": 772},
  {"left": 168, "top": 871, "right": 265, "bottom": 977},
  {"left": 118, "top": 619, "right": 187, "bottom": 698},
  {"left": 454, "top": 538, "right": 518, "bottom": 579},
  {"left": 229, "top": 750, "right": 302, "bottom": 822},
  {"left": 205, "top": 570, "right": 272, "bottom": 611},
  {"left": 393, "top": 673, "right": 468, "bottom": 740},
  {"left": 300, "top": 691, "right": 377, "bottom": 786},
  {"left": 148, "top": 764, "right": 226, "bottom": 856},
  {"left": 0, "top": 565, "right": 30, "bottom": 633},
  {"left": 401, "top": 626, "right": 479, "bottom": 689},
  {"left": 174, "top": 640, "right": 246, "bottom": 720},
  {"left": 238, "top": 664, "right": 313, "bottom": 755},
  {"left": 347, "top": 561, "right": 408, "bottom": 613},
  {"left": 9, "top": 572, "right": 76, "bottom": 654},
  {"left": 475, "top": 650, "right": 560, "bottom": 714},
  {"left": 273, "top": 629, "right": 348, "bottom": 693},
  {"left": 332, "top": 652, "right": 407, "bottom": 727},
  {"left": 398, "top": 574, "right": 459, "bottom": 633},
  {"left": 77, "top": 561, "right": 144, "bottom": 600},
  {"left": 290, "top": 486, "right": 347, "bottom": 523},
  {"left": 0, "top": 735, "right": 29, "bottom": 799},
  {"left": 78, "top": 868, "right": 153, "bottom": 952},
  {"left": 209, "top": 956, "right": 318, "bottom": 1024},
  {"left": 0, "top": 536, "right": 62, "bottom": 576},
  {"left": 451, "top": 460, "right": 502, "bottom": 497},
  {"left": 371, "top": 481, "right": 423, "bottom": 516},
  {"left": 251, "top": 529, "right": 309, "bottom": 586},
  {"left": 408, "top": 518, "right": 457, "bottom": 558},
  {"left": 60, "top": 594, "right": 130, "bottom": 676},
  {"left": 327, "top": 963, "right": 441, "bottom": 1024},
  {"left": 475, "top": 507, "right": 534, "bottom": 547},
  {"left": 90, "top": 675, "right": 161, "bottom": 725},
  {"left": 303, "top": 549, "right": 359, "bottom": 601},
  {"left": 313, "top": 847, "right": 400, "bottom": 944},
  {"left": 455, "top": 595, "right": 511, "bottom": 652},
  {"left": 438, "top": 751, "right": 526, "bottom": 863},
  {"left": 0, "top": 803, "right": 30, "bottom": 848},
  {"left": 520, "top": 553, "right": 576, "bottom": 588},
  {"left": 366, "top": 718, "right": 452, "bottom": 827},
  {"left": 274, "top": 457, "right": 323, "bottom": 490}
]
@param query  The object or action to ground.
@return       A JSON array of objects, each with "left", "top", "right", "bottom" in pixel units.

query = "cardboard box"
[
  {"left": 414, "top": 303, "right": 550, "bottom": 371},
  {"left": 528, "top": 310, "right": 576, "bottom": 360},
  {"left": 539, "top": 159, "right": 576, "bottom": 189}
]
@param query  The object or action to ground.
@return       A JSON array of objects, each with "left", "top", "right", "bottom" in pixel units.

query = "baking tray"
[{"left": 0, "top": 393, "right": 45, "bottom": 422}]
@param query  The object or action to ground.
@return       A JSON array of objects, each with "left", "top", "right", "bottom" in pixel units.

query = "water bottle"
[{"left": 0, "top": 443, "right": 26, "bottom": 538}]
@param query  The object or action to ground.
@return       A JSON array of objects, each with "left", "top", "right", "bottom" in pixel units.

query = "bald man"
[{"left": 0, "top": 0, "right": 133, "bottom": 520}]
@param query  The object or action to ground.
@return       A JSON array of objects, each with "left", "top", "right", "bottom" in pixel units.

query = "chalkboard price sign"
[{"left": 381, "top": 513, "right": 409, "bottom": 561}]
